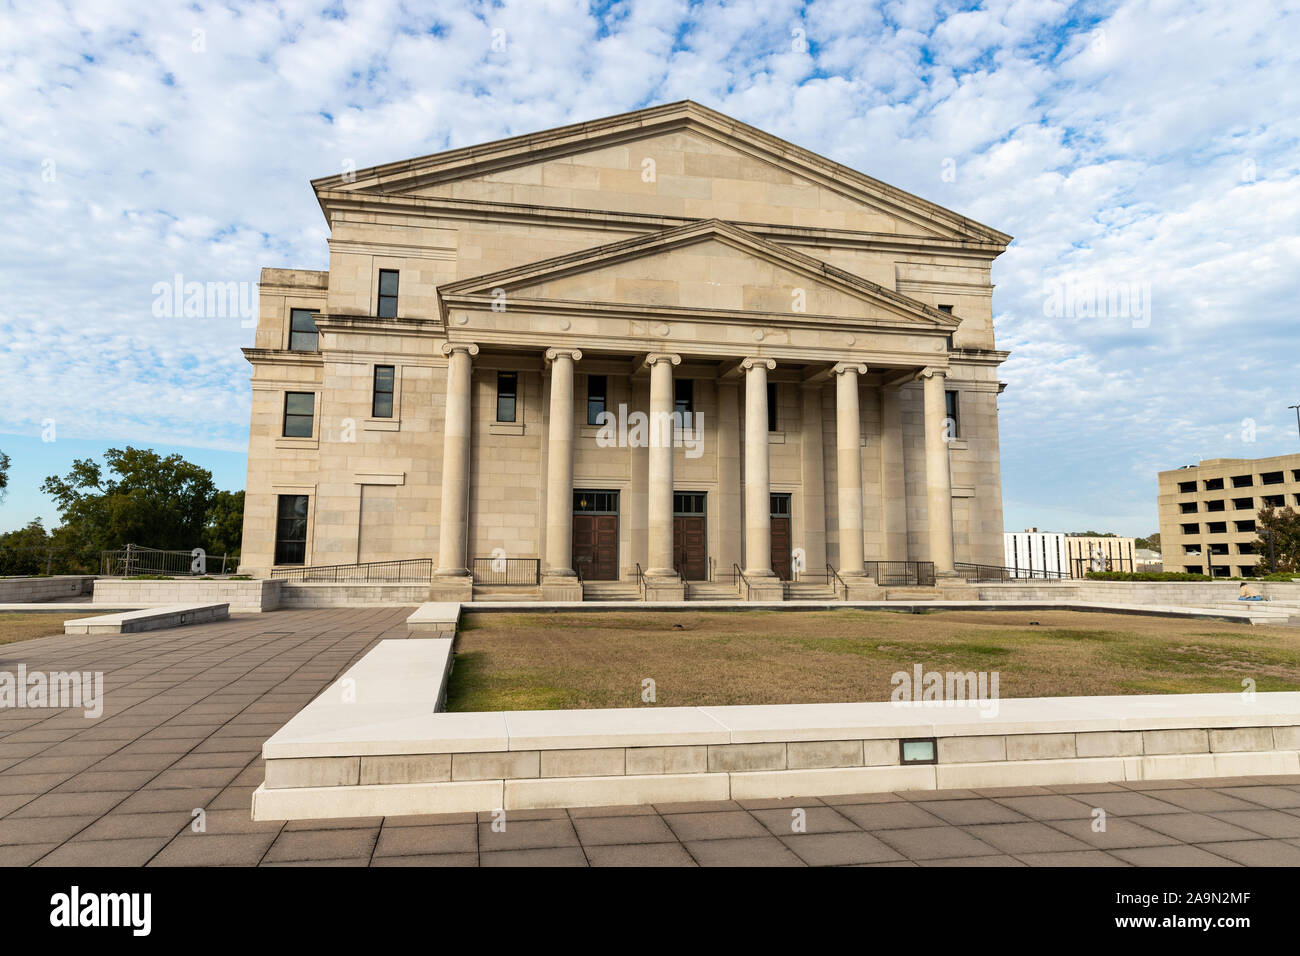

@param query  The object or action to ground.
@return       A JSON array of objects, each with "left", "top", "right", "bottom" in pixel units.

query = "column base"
[
  {"left": 541, "top": 573, "right": 583, "bottom": 603},
  {"left": 642, "top": 574, "right": 685, "bottom": 602},
  {"left": 428, "top": 574, "right": 473, "bottom": 603},
  {"left": 837, "top": 571, "right": 885, "bottom": 602}
]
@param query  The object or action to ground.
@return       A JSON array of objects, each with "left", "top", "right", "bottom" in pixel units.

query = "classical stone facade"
[{"left": 239, "top": 102, "right": 1010, "bottom": 597}]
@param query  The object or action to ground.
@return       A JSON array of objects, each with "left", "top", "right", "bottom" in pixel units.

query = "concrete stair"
[
  {"left": 685, "top": 581, "right": 743, "bottom": 601},
  {"left": 785, "top": 582, "right": 842, "bottom": 601},
  {"left": 470, "top": 585, "right": 543, "bottom": 602},
  {"left": 582, "top": 581, "right": 642, "bottom": 602}
]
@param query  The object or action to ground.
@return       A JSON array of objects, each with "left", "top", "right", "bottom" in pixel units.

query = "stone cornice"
[
  {"left": 437, "top": 219, "right": 961, "bottom": 332},
  {"left": 316, "top": 189, "right": 1007, "bottom": 259}
]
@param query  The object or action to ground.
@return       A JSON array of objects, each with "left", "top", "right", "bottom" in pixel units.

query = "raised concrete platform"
[
  {"left": 63, "top": 602, "right": 229, "bottom": 635},
  {"left": 448, "top": 598, "right": 1283, "bottom": 625},
  {"left": 406, "top": 602, "right": 461, "bottom": 637},
  {"left": 252, "top": 634, "right": 1300, "bottom": 820}
]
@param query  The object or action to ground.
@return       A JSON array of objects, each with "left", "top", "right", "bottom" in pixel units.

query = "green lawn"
[{"left": 444, "top": 608, "right": 1300, "bottom": 711}]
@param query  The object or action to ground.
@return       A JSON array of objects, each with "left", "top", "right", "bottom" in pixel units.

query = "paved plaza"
[{"left": 1, "top": 609, "right": 1300, "bottom": 867}]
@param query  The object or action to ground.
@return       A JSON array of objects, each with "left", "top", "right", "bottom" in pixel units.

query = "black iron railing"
[
  {"left": 634, "top": 563, "right": 644, "bottom": 599},
  {"left": 865, "top": 561, "right": 937, "bottom": 587},
  {"left": 731, "top": 563, "right": 751, "bottom": 600},
  {"left": 270, "top": 558, "right": 433, "bottom": 583},
  {"left": 470, "top": 557, "right": 540, "bottom": 585},
  {"left": 827, "top": 564, "right": 848, "bottom": 601},
  {"left": 956, "top": 562, "right": 1069, "bottom": 583}
]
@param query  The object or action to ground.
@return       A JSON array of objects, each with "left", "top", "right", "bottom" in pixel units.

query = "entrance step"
[
  {"left": 785, "top": 584, "right": 841, "bottom": 601},
  {"left": 471, "top": 586, "right": 543, "bottom": 602},
  {"left": 582, "top": 582, "right": 641, "bottom": 602},
  {"left": 685, "top": 582, "right": 742, "bottom": 601}
]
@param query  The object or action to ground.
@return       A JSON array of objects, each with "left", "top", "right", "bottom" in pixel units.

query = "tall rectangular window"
[
  {"left": 496, "top": 371, "right": 517, "bottom": 423},
  {"left": 372, "top": 366, "right": 395, "bottom": 418},
  {"left": 283, "top": 392, "right": 315, "bottom": 438},
  {"left": 674, "top": 378, "right": 693, "bottom": 426},
  {"left": 289, "top": 309, "right": 319, "bottom": 351},
  {"left": 945, "top": 390, "right": 961, "bottom": 437},
  {"left": 274, "top": 494, "right": 309, "bottom": 565},
  {"left": 767, "top": 382, "right": 779, "bottom": 432},
  {"left": 377, "top": 270, "right": 399, "bottom": 318},
  {"left": 587, "top": 374, "right": 607, "bottom": 426}
]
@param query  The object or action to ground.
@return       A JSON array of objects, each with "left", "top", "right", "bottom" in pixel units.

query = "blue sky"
[{"left": 1, "top": 0, "right": 1298, "bottom": 540}]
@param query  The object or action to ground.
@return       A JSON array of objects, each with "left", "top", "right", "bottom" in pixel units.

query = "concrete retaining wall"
[
  {"left": 0, "top": 576, "right": 95, "bottom": 603},
  {"left": 93, "top": 578, "right": 280, "bottom": 612},
  {"left": 278, "top": 583, "right": 430, "bottom": 608},
  {"left": 977, "top": 580, "right": 1300, "bottom": 604}
]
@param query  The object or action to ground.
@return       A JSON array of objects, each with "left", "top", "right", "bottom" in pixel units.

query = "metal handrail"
[
  {"left": 955, "top": 561, "right": 1070, "bottom": 583},
  {"left": 634, "top": 563, "right": 645, "bottom": 599},
  {"left": 826, "top": 564, "right": 848, "bottom": 601},
  {"left": 732, "top": 563, "right": 751, "bottom": 601},
  {"left": 269, "top": 557, "right": 434, "bottom": 583}
]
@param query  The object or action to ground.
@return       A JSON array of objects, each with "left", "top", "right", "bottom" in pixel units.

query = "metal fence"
[
  {"left": 470, "top": 557, "right": 540, "bottom": 585},
  {"left": 955, "top": 561, "right": 1070, "bottom": 582},
  {"left": 100, "top": 544, "right": 232, "bottom": 577},
  {"left": 269, "top": 558, "right": 434, "bottom": 583},
  {"left": 865, "top": 561, "right": 937, "bottom": 587}
]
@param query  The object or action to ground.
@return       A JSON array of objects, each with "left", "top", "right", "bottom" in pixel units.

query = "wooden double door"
[
  {"left": 572, "top": 490, "right": 619, "bottom": 581},
  {"left": 770, "top": 493, "right": 792, "bottom": 580},
  {"left": 673, "top": 491, "right": 708, "bottom": 580}
]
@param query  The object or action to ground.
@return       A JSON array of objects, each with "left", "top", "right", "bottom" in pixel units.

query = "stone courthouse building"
[{"left": 239, "top": 102, "right": 1011, "bottom": 600}]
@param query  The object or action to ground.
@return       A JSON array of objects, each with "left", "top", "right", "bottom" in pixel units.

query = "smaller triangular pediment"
[{"left": 439, "top": 220, "right": 959, "bottom": 330}]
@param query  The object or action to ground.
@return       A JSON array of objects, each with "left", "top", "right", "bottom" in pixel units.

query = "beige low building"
[
  {"left": 1158, "top": 455, "right": 1300, "bottom": 577},
  {"left": 238, "top": 102, "right": 1012, "bottom": 599}
]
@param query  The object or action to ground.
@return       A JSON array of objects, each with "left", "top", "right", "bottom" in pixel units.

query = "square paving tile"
[
  {"left": 1044, "top": 817, "right": 1181, "bottom": 850},
  {"left": 480, "top": 846, "right": 588, "bottom": 867},
  {"left": 685, "top": 836, "right": 805, "bottom": 867},
  {"left": 663, "top": 810, "right": 768, "bottom": 842},
  {"left": 919, "top": 854, "right": 1026, "bottom": 866},
  {"left": 149, "top": 832, "right": 279, "bottom": 866},
  {"left": 477, "top": 818, "right": 579, "bottom": 851},
  {"left": 374, "top": 824, "right": 477, "bottom": 857},
  {"left": 780, "top": 832, "right": 903, "bottom": 866},
  {"left": 750, "top": 806, "right": 857, "bottom": 837},
  {"left": 1209, "top": 809, "right": 1300, "bottom": 838},
  {"left": 833, "top": 801, "right": 946, "bottom": 830},
  {"left": 1015, "top": 850, "right": 1130, "bottom": 867},
  {"left": 573, "top": 814, "right": 677, "bottom": 846},
  {"left": 263, "top": 828, "right": 378, "bottom": 863},
  {"left": 585, "top": 842, "right": 697, "bottom": 866},
  {"left": 1196, "top": 840, "right": 1300, "bottom": 866},
  {"left": 1213, "top": 786, "right": 1300, "bottom": 809},
  {"left": 1108, "top": 845, "right": 1240, "bottom": 866},
  {"left": 914, "top": 799, "right": 1027, "bottom": 825},
  {"left": 1142, "top": 788, "right": 1261, "bottom": 812},
  {"left": 1091, "top": 792, "right": 1189, "bottom": 815},
  {"left": 992, "top": 795, "right": 1097, "bottom": 820},
  {"left": 963, "top": 822, "right": 1092, "bottom": 855},
  {"left": 33, "top": 837, "right": 170, "bottom": 867},
  {"left": 874, "top": 826, "right": 1000, "bottom": 861},
  {"left": 1137, "top": 813, "right": 1267, "bottom": 844},
  {"left": 371, "top": 853, "right": 477, "bottom": 867}
]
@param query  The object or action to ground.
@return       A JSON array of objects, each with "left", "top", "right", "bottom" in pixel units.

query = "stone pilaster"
[
  {"left": 541, "top": 348, "right": 583, "bottom": 601},
  {"left": 741, "top": 357, "right": 782, "bottom": 601},
  {"left": 920, "top": 366, "right": 956, "bottom": 576},
  {"left": 431, "top": 342, "right": 478, "bottom": 601},
  {"left": 643, "top": 353, "right": 684, "bottom": 600}
]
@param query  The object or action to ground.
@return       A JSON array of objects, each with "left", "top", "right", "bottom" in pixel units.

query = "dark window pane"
[
  {"left": 283, "top": 392, "right": 314, "bottom": 437},
  {"left": 770, "top": 494, "right": 790, "bottom": 516},
  {"left": 945, "top": 390, "right": 960, "bottom": 437},
  {"left": 767, "top": 382, "right": 778, "bottom": 432},
  {"left": 274, "top": 494, "right": 309, "bottom": 565},
  {"left": 289, "top": 309, "right": 318, "bottom": 352},
  {"left": 377, "top": 270, "right": 399, "bottom": 317},
  {"left": 674, "top": 379, "right": 693, "bottom": 427},
  {"left": 496, "top": 371, "right": 517, "bottom": 423},
  {"left": 587, "top": 374, "right": 607, "bottom": 426},
  {"left": 372, "top": 365, "right": 395, "bottom": 418}
]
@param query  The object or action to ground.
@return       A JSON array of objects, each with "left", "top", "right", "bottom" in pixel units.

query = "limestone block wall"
[
  {"left": 0, "top": 575, "right": 95, "bottom": 602},
  {"left": 93, "top": 579, "right": 281, "bottom": 612}
]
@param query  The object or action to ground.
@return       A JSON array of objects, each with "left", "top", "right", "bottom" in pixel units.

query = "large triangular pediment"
[
  {"left": 438, "top": 220, "right": 959, "bottom": 331},
  {"left": 314, "top": 102, "right": 1009, "bottom": 245}
]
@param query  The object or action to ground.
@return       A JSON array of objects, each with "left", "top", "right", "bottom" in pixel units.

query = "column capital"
[
  {"left": 545, "top": 347, "right": 582, "bottom": 364},
  {"left": 441, "top": 342, "right": 480, "bottom": 358},
  {"left": 644, "top": 352, "right": 681, "bottom": 368},
  {"left": 741, "top": 356, "right": 776, "bottom": 372},
  {"left": 832, "top": 362, "right": 868, "bottom": 377},
  {"left": 916, "top": 365, "right": 948, "bottom": 381}
]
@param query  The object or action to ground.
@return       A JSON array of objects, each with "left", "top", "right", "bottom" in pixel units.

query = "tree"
[
  {"left": 1135, "top": 533, "right": 1161, "bottom": 551},
  {"left": 0, "top": 449, "right": 9, "bottom": 502},
  {"left": 1253, "top": 505, "right": 1300, "bottom": 575},
  {"left": 41, "top": 447, "right": 219, "bottom": 567},
  {"left": 203, "top": 489, "right": 245, "bottom": 563},
  {"left": 0, "top": 519, "right": 53, "bottom": 575}
]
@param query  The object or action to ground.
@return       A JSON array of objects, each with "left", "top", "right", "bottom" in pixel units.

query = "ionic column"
[
  {"left": 436, "top": 342, "right": 479, "bottom": 576},
  {"left": 920, "top": 366, "right": 955, "bottom": 574},
  {"left": 834, "top": 363, "right": 868, "bottom": 576},
  {"left": 644, "top": 353, "right": 680, "bottom": 577},
  {"left": 742, "top": 357, "right": 776, "bottom": 577},
  {"left": 543, "top": 348, "right": 581, "bottom": 576}
]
